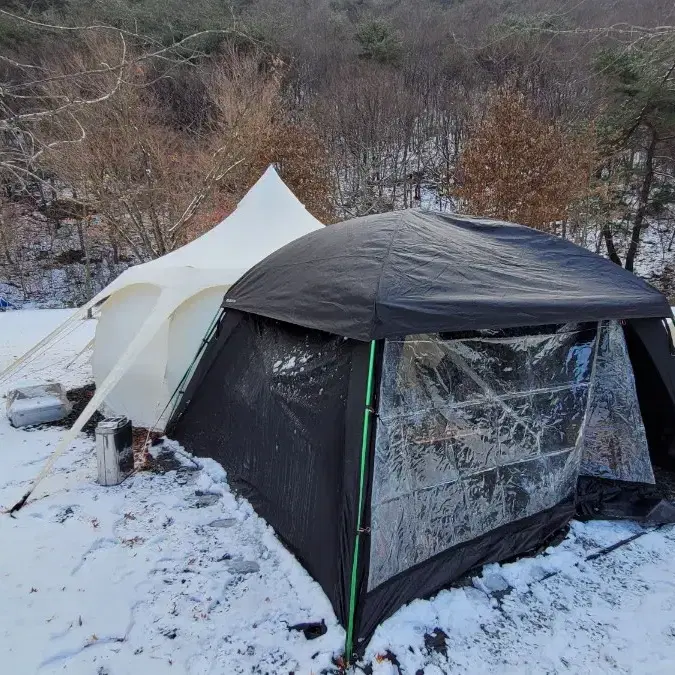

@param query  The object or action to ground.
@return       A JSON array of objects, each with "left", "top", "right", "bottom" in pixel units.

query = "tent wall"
[
  {"left": 169, "top": 311, "right": 368, "bottom": 623},
  {"left": 94, "top": 284, "right": 227, "bottom": 428},
  {"left": 579, "top": 321, "right": 653, "bottom": 483},
  {"left": 354, "top": 321, "right": 653, "bottom": 645},
  {"left": 356, "top": 499, "right": 574, "bottom": 642},
  {"left": 625, "top": 319, "right": 675, "bottom": 470},
  {"left": 366, "top": 324, "right": 597, "bottom": 591},
  {"left": 168, "top": 313, "right": 664, "bottom": 653}
]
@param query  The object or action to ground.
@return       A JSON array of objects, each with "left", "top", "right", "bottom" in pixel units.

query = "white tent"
[
  {"left": 91, "top": 166, "right": 324, "bottom": 428},
  {"left": 1, "top": 166, "right": 324, "bottom": 434}
]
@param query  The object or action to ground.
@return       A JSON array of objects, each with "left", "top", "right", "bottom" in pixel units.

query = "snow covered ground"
[{"left": 1, "top": 310, "right": 675, "bottom": 675}]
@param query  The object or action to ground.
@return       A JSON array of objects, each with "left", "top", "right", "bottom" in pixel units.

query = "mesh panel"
[
  {"left": 172, "top": 314, "right": 355, "bottom": 612},
  {"left": 368, "top": 325, "right": 597, "bottom": 590}
]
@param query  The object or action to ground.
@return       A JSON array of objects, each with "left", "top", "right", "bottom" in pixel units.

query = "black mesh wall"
[{"left": 171, "top": 312, "right": 360, "bottom": 615}]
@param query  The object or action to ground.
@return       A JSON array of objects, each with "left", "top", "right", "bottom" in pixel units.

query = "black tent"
[{"left": 168, "top": 210, "right": 675, "bottom": 658}]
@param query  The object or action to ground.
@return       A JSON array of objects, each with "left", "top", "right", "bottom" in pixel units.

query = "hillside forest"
[{"left": 1, "top": 0, "right": 675, "bottom": 305}]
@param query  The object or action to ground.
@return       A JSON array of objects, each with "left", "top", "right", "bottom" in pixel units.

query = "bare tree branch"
[
  {"left": 168, "top": 157, "right": 245, "bottom": 235},
  {"left": 1, "top": 32, "right": 127, "bottom": 128}
]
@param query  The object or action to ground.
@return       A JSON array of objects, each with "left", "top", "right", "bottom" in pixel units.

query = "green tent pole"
[
  {"left": 345, "top": 339, "right": 377, "bottom": 662},
  {"left": 161, "top": 306, "right": 224, "bottom": 427}
]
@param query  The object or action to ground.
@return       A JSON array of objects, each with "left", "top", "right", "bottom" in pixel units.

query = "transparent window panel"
[
  {"left": 446, "top": 339, "right": 531, "bottom": 396},
  {"left": 528, "top": 328, "right": 597, "bottom": 390},
  {"left": 369, "top": 492, "right": 418, "bottom": 589},
  {"left": 581, "top": 322, "right": 654, "bottom": 484},
  {"left": 533, "top": 386, "right": 590, "bottom": 453},
  {"left": 495, "top": 393, "right": 539, "bottom": 464},
  {"left": 368, "top": 327, "right": 599, "bottom": 592},
  {"left": 372, "top": 414, "right": 461, "bottom": 506},
  {"left": 462, "top": 468, "right": 505, "bottom": 537},
  {"left": 500, "top": 450, "right": 579, "bottom": 524},
  {"left": 500, "top": 457, "right": 547, "bottom": 523},
  {"left": 543, "top": 448, "right": 581, "bottom": 505},
  {"left": 378, "top": 328, "right": 598, "bottom": 423},
  {"left": 444, "top": 403, "right": 500, "bottom": 476},
  {"left": 416, "top": 482, "right": 470, "bottom": 562},
  {"left": 494, "top": 386, "right": 590, "bottom": 465},
  {"left": 379, "top": 337, "right": 484, "bottom": 418}
]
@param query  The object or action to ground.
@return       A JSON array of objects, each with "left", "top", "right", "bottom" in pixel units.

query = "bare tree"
[{"left": 0, "top": 8, "right": 252, "bottom": 192}]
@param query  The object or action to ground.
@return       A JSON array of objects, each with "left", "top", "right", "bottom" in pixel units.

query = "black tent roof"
[{"left": 225, "top": 210, "right": 672, "bottom": 341}]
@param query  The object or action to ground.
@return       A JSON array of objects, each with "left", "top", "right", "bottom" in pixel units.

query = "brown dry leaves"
[{"left": 455, "top": 87, "right": 598, "bottom": 231}]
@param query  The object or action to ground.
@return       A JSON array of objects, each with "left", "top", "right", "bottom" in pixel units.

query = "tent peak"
[{"left": 235, "top": 165, "right": 308, "bottom": 214}]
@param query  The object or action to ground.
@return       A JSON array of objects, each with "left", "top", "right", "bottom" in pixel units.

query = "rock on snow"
[{"left": 1, "top": 309, "right": 675, "bottom": 674}]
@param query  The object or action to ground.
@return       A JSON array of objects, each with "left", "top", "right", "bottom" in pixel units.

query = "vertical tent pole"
[{"left": 345, "top": 339, "right": 377, "bottom": 661}]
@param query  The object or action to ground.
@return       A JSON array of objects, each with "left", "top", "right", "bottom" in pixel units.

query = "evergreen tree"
[{"left": 595, "top": 39, "right": 675, "bottom": 271}]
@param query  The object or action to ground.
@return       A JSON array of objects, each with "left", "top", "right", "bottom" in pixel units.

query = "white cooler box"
[{"left": 6, "top": 383, "right": 72, "bottom": 427}]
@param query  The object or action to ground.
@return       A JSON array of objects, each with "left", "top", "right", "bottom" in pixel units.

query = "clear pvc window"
[
  {"left": 580, "top": 321, "right": 654, "bottom": 484},
  {"left": 368, "top": 321, "right": 653, "bottom": 591}
]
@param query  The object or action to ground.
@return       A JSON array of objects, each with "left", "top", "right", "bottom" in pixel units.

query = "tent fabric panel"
[
  {"left": 224, "top": 215, "right": 394, "bottom": 339},
  {"left": 166, "top": 310, "right": 240, "bottom": 432},
  {"left": 159, "top": 287, "right": 227, "bottom": 427},
  {"left": 121, "top": 166, "right": 323, "bottom": 277},
  {"left": 170, "top": 313, "right": 357, "bottom": 613},
  {"left": 357, "top": 497, "right": 575, "bottom": 646},
  {"left": 89, "top": 167, "right": 323, "bottom": 301},
  {"left": 625, "top": 319, "right": 675, "bottom": 470},
  {"left": 225, "top": 210, "right": 671, "bottom": 340},
  {"left": 576, "top": 476, "right": 675, "bottom": 523},
  {"left": 580, "top": 321, "right": 654, "bottom": 483},
  {"left": 367, "top": 326, "right": 597, "bottom": 590},
  {"left": 93, "top": 283, "right": 228, "bottom": 429}
]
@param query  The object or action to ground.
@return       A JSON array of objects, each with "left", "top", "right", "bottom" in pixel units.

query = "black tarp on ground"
[
  {"left": 224, "top": 210, "right": 672, "bottom": 340},
  {"left": 576, "top": 476, "right": 675, "bottom": 523}
]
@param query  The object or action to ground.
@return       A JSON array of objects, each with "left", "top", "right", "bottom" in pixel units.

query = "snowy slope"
[
  {"left": 0, "top": 311, "right": 343, "bottom": 674},
  {"left": 1, "top": 310, "right": 675, "bottom": 675}
]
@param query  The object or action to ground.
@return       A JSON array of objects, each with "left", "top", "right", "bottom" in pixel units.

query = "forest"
[{"left": 1, "top": 0, "right": 675, "bottom": 305}]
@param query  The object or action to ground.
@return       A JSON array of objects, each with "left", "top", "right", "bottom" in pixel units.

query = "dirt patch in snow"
[{"left": 41, "top": 383, "right": 103, "bottom": 435}]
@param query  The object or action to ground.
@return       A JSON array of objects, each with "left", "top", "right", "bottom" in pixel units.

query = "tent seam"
[{"left": 370, "top": 213, "right": 404, "bottom": 340}]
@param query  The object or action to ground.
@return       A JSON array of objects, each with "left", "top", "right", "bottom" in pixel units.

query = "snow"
[
  {"left": 2, "top": 309, "right": 675, "bottom": 674},
  {"left": 272, "top": 352, "right": 311, "bottom": 374},
  {"left": 365, "top": 520, "right": 675, "bottom": 674},
  {"left": 0, "top": 311, "right": 343, "bottom": 674}
]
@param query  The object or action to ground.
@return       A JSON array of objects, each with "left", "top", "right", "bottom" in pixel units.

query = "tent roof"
[
  {"left": 93, "top": 166, "right": 324, "bottom": 301},
  {"left": 225, "top": 210, "right": 672, "bottom": 340}
]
